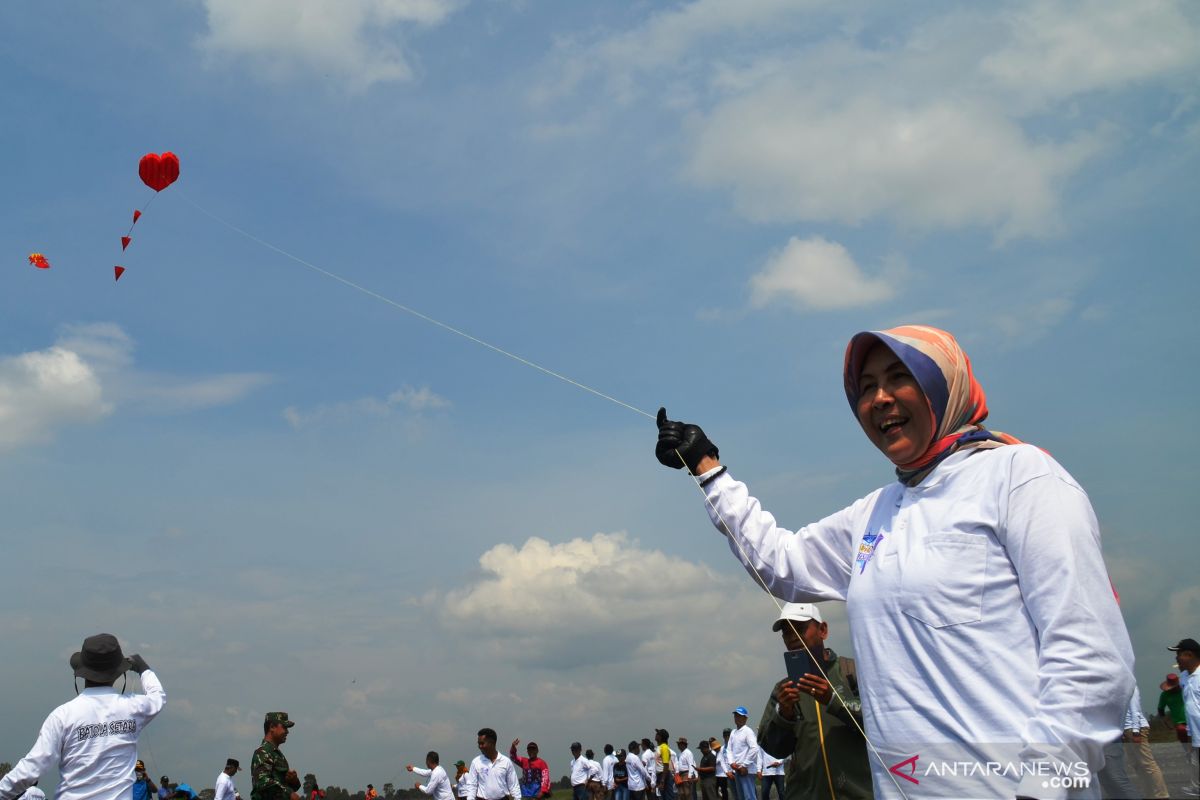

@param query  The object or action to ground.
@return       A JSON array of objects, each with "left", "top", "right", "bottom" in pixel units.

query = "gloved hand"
[
  {"left": 129, "top": 653, "right": 151, "bottom": 674},
  {"left": 656, "top": 407, "right": 718, "bottom": 473}
]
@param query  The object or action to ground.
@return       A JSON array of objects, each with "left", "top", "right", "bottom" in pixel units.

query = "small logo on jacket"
[{"left": 854, "top": 532, "right": 885, "bottom": 574}]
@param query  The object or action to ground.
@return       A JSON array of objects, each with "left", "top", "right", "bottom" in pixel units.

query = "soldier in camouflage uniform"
[{"left": 252, "top": 712, "right": 302, "bottom": 800}]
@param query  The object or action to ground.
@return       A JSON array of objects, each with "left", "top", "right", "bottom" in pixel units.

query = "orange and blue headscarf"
[{"left": 843, "top": 325, "right": 1022, "bottom": 485}]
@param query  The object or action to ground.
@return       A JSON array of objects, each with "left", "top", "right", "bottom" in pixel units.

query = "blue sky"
[{"left": 2, "top": 0, "right": 1198, "bottom": 791}]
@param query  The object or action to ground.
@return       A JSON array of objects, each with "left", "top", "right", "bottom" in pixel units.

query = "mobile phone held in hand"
[{"left": 784, "top": 649, "right": 820, "bottom": 683}]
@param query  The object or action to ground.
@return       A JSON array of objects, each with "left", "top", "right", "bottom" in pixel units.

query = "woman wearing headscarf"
[{"left": 656, "top": 325, "right": 1134, "bottom": 800}]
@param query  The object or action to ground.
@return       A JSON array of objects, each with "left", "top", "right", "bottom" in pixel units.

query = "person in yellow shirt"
[{"left": 654, "top": 730, "right": 675, "bottom": 800}]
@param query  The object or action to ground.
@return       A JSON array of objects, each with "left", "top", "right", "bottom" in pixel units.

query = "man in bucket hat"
[
  {"left": 0, "top": 633, "right": 165, "bottom": 800},
  {"left": 252, "top": 712, "right": 302, "bottom": 800}
]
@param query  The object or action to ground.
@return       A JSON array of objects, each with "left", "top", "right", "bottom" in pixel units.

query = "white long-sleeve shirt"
[
  {"left": 0, "top": 670, "right": 166, "bottom": 800},
  {"left": 601, "top": 754, "right": 617, "bottom": 789},
  {"left": 675, "top": 749, "right": 695, "bottom": 779},
  {"left": 758, "top": 753, "right": 784, "bottom": 777},
  {"left": 569, "top": 757, "right": 590, "bottom": 786},
  {"left": 214, "top": 772, "right": 238, "bottom": 800},
  {"left": 415, "top": 765, "right": 455, "bottom": 800},
  {"left": 713, "top": 745, "right": 728, "bottom": 778},
  {"left": 624, "top": 753, "right": 649, "bottom": 792},
  {"left": 463, "top": 753, "right": 520, "bottom": 800},
  {"left": 1184, "top": 668, "right": 1200, "bottom": 749},
  {"left": 726, "top": 726, "right": 759, "bottom": 774},
  {"left": 640, "top": 749, "right": 657, "bottom": 783},
  {"left": 701, "top": 445, "right": 1135, "bottom": 800},
  {"left": 1123, "top": 686, "right": 1149, "bottom": 731}
]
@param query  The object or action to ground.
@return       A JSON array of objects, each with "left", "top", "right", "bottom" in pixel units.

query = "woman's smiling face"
[{"left": 856, "top": 342, "right": 934, "bottom": 465}]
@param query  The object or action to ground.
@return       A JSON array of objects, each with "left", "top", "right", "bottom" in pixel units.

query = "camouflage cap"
[{"left": 264, "top": 711, "right": 295, "bottom": 728}]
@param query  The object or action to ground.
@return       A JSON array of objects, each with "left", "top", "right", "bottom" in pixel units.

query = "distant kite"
[{"left": 28, "top": 253, "right": 51, "bottom": 269}]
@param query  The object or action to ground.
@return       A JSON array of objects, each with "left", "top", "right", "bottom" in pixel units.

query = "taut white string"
[{"left": 176, "top": 189, "right": 903, "bottom": 798}]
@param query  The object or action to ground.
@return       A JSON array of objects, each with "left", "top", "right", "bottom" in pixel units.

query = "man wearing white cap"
[{"left": 756, "top": 603, "right": 870, "bottom": 800}]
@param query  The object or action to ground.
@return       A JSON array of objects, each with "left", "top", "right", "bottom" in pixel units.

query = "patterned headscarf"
[{"left": 843, "top": 325, "right": 1021, "bottom": 485}]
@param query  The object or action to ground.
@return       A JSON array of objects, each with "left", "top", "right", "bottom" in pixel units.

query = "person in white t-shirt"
[
  {"left": 600, "top": 744, "right": 618, "bottom": 800},
  {"left": 639, "top": 740, "right": 657, "bottom": 799},
  {"left": 726, "top": 708, "right": 759, "bottom": 800},
  {"left": 409, "top": 751, "right": 455, "bottom": 800},
  {"left": 1170, "top": 638, "right": 1200, "bottom": 798},
  {"left": 215, "top": 759, "right": 244, "bottom": 800},
  {"left": 624, "top": 743, "right": 650, "bottom": 800},
  {"left": 0, "top": 633, "right": 166, "bottom": 800},
  {"left": 756, "top": 751, "right": 783, "bottom": 800},
  {"left": 712, "top": 732, "right": 732, "bottom": 800},
  {"left": 656, "top": 325, "right": 1135, "bottom": 799},
  {"left": 673, "top": 738, "right": 695, "bottom": 800},
  {"left": 463, "top": 728, "right": 520, "bottom": 800},
  {"left": 569, "top": 743, "right": 590, "bottom": 800},
  {"left": 584, "top": 750, "right": 604, "bottom": 800}
]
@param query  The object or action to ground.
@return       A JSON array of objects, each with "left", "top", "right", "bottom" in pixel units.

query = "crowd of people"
[
  {"left": 2, "top": 326, "right": 1200, "bottom": 799},
  {"left": 3, "top": 621, "right": 1198, "bottom": 800}
]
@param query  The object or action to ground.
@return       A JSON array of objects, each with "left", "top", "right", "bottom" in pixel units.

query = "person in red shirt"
[{"left": 509, "top": 739, "right": 551, "bottom": 800}]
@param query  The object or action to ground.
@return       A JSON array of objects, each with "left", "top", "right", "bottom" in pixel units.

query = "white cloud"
[
  {"left": 438, "top": 532, "right": 845, "bottom": 672},
  {"left": 749, "top": 236, "right": 896, "bottom": 311},
  {"left": 989, "top": 297, "right": 1075, "bottom": 348},
  {"left": 387, "top": 385, "right": 450, "bottom": 411},
  {"left": 981, "top": 0, "right": 1200, "bottom": 106},
  {"left": 0, "top": 324, "right": 271, "bottom": 451},
  {"left": 538, "top": 0, "right": 1196, "bottom": 239},
  {"left": 0, "top": 344, "right": 111, "bottom": 450},
  {"left": 198, "top": 0, "right": 462, "bottom": 90},
  {"left": 538, "top": 0, "right": 823, "bottom": 104},
  {"left": 132, "top": 373, "right": 275, "bottom": 413},
  {"left": 283, "top": 384, "right": 449, "bottom": 428},
  {"left": 688, "top": 88, "right": 1105, "bottom": 238}
]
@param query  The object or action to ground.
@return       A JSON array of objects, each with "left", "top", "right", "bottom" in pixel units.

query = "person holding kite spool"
[{"left": 655, "top": 325, "right": 1134, "bottom": 799}]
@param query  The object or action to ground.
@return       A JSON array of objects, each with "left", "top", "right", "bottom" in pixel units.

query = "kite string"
[
  {"left": 176, "top": 191, "right": 654, "bottom": 421},
  {"left": 177, "top": 189, "right": 902, "bottom": 796},
  {"left": 126, "top": 191, "right": 159, "bottom": 237}
]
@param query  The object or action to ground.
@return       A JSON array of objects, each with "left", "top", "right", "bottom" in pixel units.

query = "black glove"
[
  {"left": 129, "top": 653, "right": 151, "bottom": 674},
  {"left": 656, "top": 407, "right": 718, "bottom": 473}
]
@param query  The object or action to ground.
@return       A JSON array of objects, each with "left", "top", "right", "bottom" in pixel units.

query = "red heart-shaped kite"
[{"left": 138, "top": 152, "right": 180, "bottom": 192}]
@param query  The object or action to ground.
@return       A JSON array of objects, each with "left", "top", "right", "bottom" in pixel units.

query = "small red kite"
[
  {"left": 114, "top": 266, "right": 126, "bottom": 281},
  {"left": 28, "top": 253, "right": 51, "bottom": 269}
]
